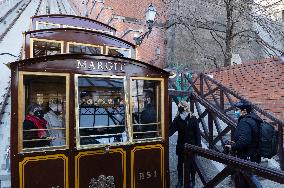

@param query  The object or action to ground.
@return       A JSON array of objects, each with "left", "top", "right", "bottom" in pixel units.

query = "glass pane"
[
  {"left": 69, "top": 44, "right": 101, "bottom": 55},
  {"left": 33, "top": 40, "right": 61, "bottom": 58},
  {"left": 78, "top": 76, "right": 127, "bottom": 146},
  {"left": 131, "top": 80, "right": 162, "bottom": 140},
  {"left": 108, "top": 48, "right": 130, "bottom": 58},
  {"left": 22, "top": 75, "right": 67, "bottom": 149}
]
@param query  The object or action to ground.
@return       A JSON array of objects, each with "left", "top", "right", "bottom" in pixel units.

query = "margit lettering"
[{"left": 76, "top": 60, "right": 125, "bottom": 71}]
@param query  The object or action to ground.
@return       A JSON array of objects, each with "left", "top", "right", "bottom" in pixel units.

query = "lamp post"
[{"left": 134, "top": 4, "right": 157, "bottom": 46}]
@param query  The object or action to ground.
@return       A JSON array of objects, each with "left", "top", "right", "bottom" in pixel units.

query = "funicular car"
[{"left": 9, "top": 15, "right": 170, "bottom": 188}]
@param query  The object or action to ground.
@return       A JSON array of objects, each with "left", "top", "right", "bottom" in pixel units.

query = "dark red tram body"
[{"left": 9, "top": 15, "right": 170, "bottom": 188}]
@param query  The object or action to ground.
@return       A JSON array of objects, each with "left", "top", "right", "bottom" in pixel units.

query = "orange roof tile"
[{"left": 207, "top": 57, "right": 284, "bottom": 121}]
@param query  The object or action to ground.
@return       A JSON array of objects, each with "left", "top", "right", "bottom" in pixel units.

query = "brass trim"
[
  {"left": 19, "top": 154, "right": 68, "bottom": 188},
  {"left": 131, "top": 144, "right": 164, "bottom": 188},
  {"left": 129, "top": 77, "right": 165, "bottom": 142},
  {"left": 18, "top": 71, "right": 70, "bottom": 153},
  {"left": 66, "top": 42, "right": 103, "bottom": 54},
  {"left": 35, "top": 21, "right": 61, "bottom": 30},
  {"left": 75, "top": 148, "right": 126, "bottom": 188},
  {"left": 106, "top": 46, "right": 131, "bottom": 58},
  {"left": 74, "top": 74, "right": 128, "bottom": 149},
  {"left": 30, "top": 38, "right": 64, "bottom": 58}
]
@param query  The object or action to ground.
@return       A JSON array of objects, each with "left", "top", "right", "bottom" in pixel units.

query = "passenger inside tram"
[
  {"left": 78, "top": 77, "right": 127, "bottom": 146},
  {"left": 43, "top": 102, "right": 65, "bottom": 146},
  {"left": 132, "top": 80, "right": 161, "bottom": 140},
  {"left": 23, "top": 104, "right": 50, "bottom": 148},
  {"left": 22, "top": 75, "right": 67, "bottom": 149},
  {"left": 140, "top": 91, "right": 157, "bottom": 138}
]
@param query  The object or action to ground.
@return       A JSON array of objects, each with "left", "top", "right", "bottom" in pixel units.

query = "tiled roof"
[{"left": 207, "top": 57, "right": 284, "bottom": 121}]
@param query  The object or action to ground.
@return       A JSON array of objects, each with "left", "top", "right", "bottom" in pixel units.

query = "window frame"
[
  {"left": 106, "top": 46, "right": 131, "bottom": 58},
  {"left": 74, "top": 74, "right": 130, "bottom": 149},
  {"left": 30, "top": 38, "right": 64, "bottom": 58},
  {"left": 129, "top": 77, "right": 165, "bottom": 142},
  {"left": 18, "top": 71, "right": 70, "bottom": 153},
  {"left": 67, "top": 42, "right": 103, "bottom": 55}
]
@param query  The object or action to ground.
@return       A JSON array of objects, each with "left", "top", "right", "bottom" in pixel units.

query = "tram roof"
[
  {"left": 7, "top": 54, "right": 170, "bottom": 75},
  {"left": 31, "top": 14, "right": 116, "bottom": 33},
  {"left": 24, "top": 28, "right": 136, "bottom": 48}
]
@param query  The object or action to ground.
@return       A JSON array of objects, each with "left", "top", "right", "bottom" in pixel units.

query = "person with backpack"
[
  {"left": 225, "top": 100, "right": 262, "bottom": 163},
  {"left": 169, "top": 101, "right": 201, "bottom": 188}
]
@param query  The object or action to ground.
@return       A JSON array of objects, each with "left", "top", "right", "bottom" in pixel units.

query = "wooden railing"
[
  {"left": 184, "top": 144, "right": 284, "bottom": 188},
  {"left": 168, "top": 71, "right": 284, "bottom": 186}
]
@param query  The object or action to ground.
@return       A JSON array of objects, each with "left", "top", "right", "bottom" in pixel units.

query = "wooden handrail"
[{"left": 184, "top": 144, "right": 284, "bottom": 185}]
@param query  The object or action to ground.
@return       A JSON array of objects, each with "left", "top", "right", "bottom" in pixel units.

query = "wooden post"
[
  {"left": 234, "top": 171, "right": 242, "bottom": 188},
  {"left": 278, "top": 125, "right": 284, "bottom": 170},
  {"left": 220, "top": 90, "right": 224, "bottom": 111},
  {"left": 208, "top": 112, "right": 214, "bottom": 149},
  {"left": 200, "top": 74, "right": 204, "bottom": 96},
  {"left": 190, "top": 97, "right": 195, "bottom": 114}
]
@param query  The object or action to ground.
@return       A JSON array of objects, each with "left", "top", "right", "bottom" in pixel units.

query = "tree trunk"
[
  {"left": 224, "top": 37, "right": 233, "bottom": 67},
  {"left": 224, "top": 0, "right": 234, "bottom": 67}
]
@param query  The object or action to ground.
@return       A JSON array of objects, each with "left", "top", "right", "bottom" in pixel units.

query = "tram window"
[
  {"left": 22, "top": 75, "right": 67, "bottom": 149},
  {"left": 107, "top": 47, "right": 130, "bottom": 58},
  {"left": 131, "top": 79, "right": 162, "bottom": 140},
  {"left": 69, "top": 43, "right": 102, "bottom": 55},
  {"left": 33, "top": 40, "right": 62, "bottom": 58},
  {"left": 77, "top": 76, "right": 127, "bottom": 147}
]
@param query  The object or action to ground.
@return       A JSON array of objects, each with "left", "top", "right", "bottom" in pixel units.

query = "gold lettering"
[
  {"left": 76, "top": 60, "right": 86, "bottom": 68},
  {"left": 113, "top": 62, "right": 117, "bottom": 71},
  {"left": 88, "top": 61, "right": 96, "bottom": 69},
  {"left": 97, "top": 62, "right": 103, "bottom": 70},
  {"left": 139, "top": 172, "right": 144, "bottom": 180},
  {"left": 154, "top": 170, "right": 157, "bottom": 178},
  {"left": 146, "top": 171, "right": 151, "bottom": 179},
  {"left": 120, "top": 63, "right": 125, "bottom": 71},
  {"left": 105, "top": 62, "right": 113, "bottom": 70}
]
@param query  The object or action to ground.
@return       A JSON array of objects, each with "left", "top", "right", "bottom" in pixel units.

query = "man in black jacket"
[
  {"left": 225, "top": 100, "right": 262, "bottom": 163},
  {"left": 170, "top": 101, "right": 201, "bottom": 188}
]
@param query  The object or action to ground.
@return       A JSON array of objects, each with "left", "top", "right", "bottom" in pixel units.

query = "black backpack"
[{"left": 258, "top": 121, "right": 279, "bottom": 159}]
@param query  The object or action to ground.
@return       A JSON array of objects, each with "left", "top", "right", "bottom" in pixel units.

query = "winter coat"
[
  {"left": 170, "top": 114, "right": 201, "bottom": 156},
  {"left": 231, "top": 112, "right": 262, "bottom": 162},
  {"left": 44, "top": 110, "right": 65, "bottom": 146},
  {"left": 139, "top": 104, "right": 157, "bottom": 138},
  {"left": 23, "top": 117, "right": 50, "bottom": 148}
]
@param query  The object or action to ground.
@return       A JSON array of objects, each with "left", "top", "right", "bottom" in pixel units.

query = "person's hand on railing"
[{"left": 224, "top": 140, "right": 235, "bottom": 154}]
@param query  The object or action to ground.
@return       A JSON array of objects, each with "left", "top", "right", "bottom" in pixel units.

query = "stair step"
[
  {"left": 0, "top": 173, "right": 11, "bottom": 181},
  {"left": 0, "top": 179, "right": 11, "bottom": 188}
]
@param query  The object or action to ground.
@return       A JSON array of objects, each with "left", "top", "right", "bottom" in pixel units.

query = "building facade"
[{"left": 68, "top": 0, "right": 167, "bottom": 68}]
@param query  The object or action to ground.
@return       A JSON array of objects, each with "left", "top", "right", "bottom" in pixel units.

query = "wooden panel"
[
  {"left": 75, "top": 148, "right": 126, "bottom": 188},
  {"left": 131, "top": 144, "right": 164, "bottom": 188},
  {"left": 19, "top": 154, "right": 68, "bottom": 188},
  {"left": 14, "top": 55, "right": 169, "bottom": 77}
]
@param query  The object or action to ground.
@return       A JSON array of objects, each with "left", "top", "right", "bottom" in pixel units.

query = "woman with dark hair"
[{"left": 23, "top": 103, "right": 50, "bottom": 148}]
